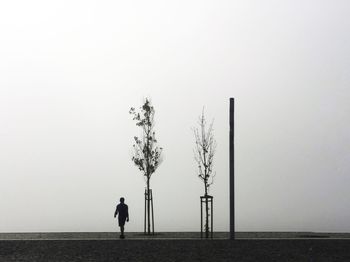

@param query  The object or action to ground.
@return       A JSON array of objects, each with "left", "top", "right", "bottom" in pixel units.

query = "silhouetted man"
[{"left": 114, "top": 197, "right": 129, "bottom": 239}]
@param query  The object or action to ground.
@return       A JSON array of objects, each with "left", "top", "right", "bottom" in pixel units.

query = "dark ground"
[{"left": 1, "top": 239, "right": 350, "bottom": 262}]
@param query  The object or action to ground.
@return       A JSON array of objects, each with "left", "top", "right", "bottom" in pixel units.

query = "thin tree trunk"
[
  {"left": 147, "top": 178, "right": 151, "bottom": 235},
  {"left": 205, "top": 198, "right": 209, "bottom": 238},
  {"left": 146, "top": 126, "right": 151, "bottom": 235},
  {"left": 204, "top": 182, "right": 209, "bottom": 238}
]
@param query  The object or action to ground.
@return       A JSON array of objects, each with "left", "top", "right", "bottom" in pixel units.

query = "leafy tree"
[
  {"left": 194, "top": 109, "right": 216, "bottom": 238},
  {"left": 129, "top": 98, "right": 162, "bottom": 234}
]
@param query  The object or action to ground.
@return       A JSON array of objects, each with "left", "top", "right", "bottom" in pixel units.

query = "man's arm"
[
  {"left": 114, "top": 206, "right": 118, "bottom": 218},
  {"left": 126, "top": 206, "right": 129, "bottom": 222}
]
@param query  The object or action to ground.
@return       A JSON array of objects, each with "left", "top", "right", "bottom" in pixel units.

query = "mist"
[{"left": 0, "top": 0, "right": 349, "bottom": 232}]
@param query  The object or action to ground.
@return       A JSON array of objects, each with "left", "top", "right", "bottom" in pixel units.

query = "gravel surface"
[{"left": 1, "top": 239, "right": 350, "bottom": 262}]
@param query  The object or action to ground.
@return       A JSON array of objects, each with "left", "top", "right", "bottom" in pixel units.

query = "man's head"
[{"left": 120, "top": 197, "right": 125, "bottom": 203}]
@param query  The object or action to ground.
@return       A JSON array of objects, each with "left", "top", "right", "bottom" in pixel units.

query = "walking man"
[{"left": 114, "top": 197, "right": 129, "bottom": 239}]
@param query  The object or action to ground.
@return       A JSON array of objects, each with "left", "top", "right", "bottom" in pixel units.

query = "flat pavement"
[
  {"left": 1, "top": 231, "right": 350, "bottom": 240},
  {"left": 1, "top": 238, "right": 350, "bottom": 261}
]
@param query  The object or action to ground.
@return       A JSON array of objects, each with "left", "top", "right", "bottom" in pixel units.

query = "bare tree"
[
  {"left": 194, "top": 109, "right": 216, "bottom": 238},
  {"left": 129, "top": 98, "right": 162, "bottom": 235}
]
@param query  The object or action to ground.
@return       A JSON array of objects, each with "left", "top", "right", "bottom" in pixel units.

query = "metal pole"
[{"left": 230, "top": 97, "right": 235, "bottom": 240}]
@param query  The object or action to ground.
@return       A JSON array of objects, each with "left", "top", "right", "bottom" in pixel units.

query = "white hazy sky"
[{"left": 0, "top": 0, "right": 349, "bottom": 233}]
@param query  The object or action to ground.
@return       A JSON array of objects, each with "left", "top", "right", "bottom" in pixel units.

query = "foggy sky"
[{"left": 0, "top": 0, "right": 349, "bottom": 232}]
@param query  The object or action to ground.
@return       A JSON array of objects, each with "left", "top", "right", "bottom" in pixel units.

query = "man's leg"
[{"left": 120, "top": 225, "right": 125, "bottom": 238}]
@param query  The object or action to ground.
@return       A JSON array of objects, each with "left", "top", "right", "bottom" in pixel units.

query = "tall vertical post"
[{"left": 229, "top": 97, "right": 235, "bottom": 240}]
